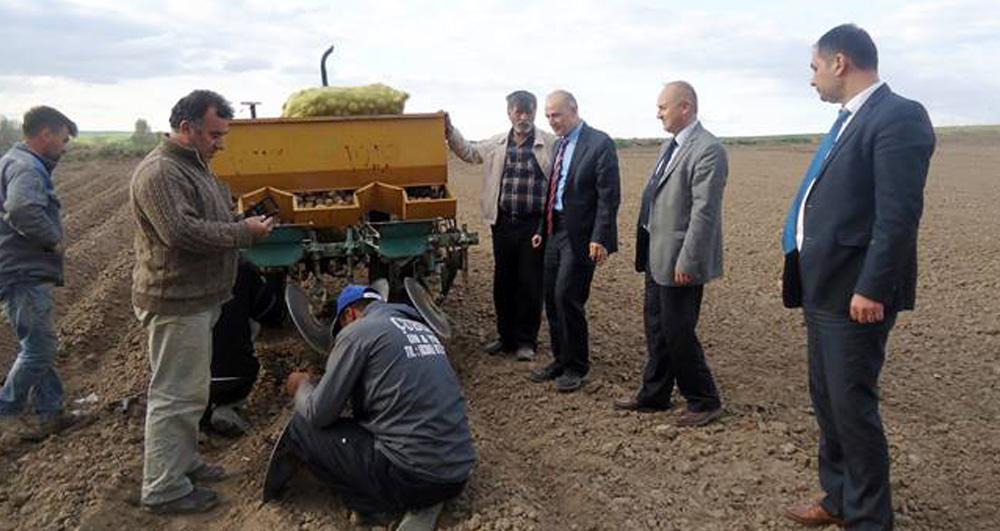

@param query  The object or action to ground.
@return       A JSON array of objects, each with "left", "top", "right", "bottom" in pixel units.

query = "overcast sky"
[{"left": 1, "top": 0, "right": 997, "bottom": 138}]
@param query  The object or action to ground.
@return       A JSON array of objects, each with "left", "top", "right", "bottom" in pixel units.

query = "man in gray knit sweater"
[{"left": 130, "top": 90, "right": 272, "bottom": 514}]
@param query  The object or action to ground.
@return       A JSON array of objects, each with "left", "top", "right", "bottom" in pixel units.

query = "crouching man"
[
  {"left": 203, "top": 260, "right": 281, "bottom": 437},
  {"left": 273, "top": 284, "right": 477, "bottom": 527}
]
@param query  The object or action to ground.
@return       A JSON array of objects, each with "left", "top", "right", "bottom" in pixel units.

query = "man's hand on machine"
[{"left": 285, "top": 371, "right": 314, "bottom": 397}]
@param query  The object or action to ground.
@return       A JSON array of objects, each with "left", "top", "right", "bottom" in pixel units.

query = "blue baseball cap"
[{"left": 330, "top": 284, "right": 384, "bottom": 339}]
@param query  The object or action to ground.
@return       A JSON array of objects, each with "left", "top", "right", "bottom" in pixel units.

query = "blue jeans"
[{"left": 0, "top": 283, "right": 63, "bottom": 419}]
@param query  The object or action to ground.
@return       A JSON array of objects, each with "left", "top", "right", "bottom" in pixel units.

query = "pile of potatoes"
[
  {"left": 295, "top": 190, "right": 355, "bottom": 209},
  {"left": 283, "top": 83, "right": 409, "bottom": 118},
  {"left": 406, "top": 185, "right": 447, "bottom": 201}
]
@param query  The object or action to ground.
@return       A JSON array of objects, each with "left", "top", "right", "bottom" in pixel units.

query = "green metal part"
[
  {"left": 368, "top": 220, "right": 434, "bottom": 259},
  {"left": 240, "top": 219, "right": 478, "bottom": 298},
  {"left": 241, "top": 226, "right": 308, "bottom": 267}
]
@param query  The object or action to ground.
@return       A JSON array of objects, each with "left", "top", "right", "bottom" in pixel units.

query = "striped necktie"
[{"left": 638, "top": 139, "right": 678, "bottom": 230}]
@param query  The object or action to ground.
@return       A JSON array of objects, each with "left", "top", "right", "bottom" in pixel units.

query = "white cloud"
[{"left": 0, "top": 0, "right": 997, "bottom": 137}]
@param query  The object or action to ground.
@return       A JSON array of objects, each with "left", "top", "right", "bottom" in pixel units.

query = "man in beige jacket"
[
  {"left": 446, "top": 91, "right": 557, "bottom": 361},
  {"left": 130, "top": 90, "right": 272, "bottom": 514}
]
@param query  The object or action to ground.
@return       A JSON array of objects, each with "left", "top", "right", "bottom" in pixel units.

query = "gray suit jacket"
[{"left": 638, "top": 122, "right": 728, "bottom": 286}]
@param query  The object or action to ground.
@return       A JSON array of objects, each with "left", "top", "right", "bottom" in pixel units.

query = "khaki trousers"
[{"left": 135, "top": 306, "right": 220, "bottom": 505}]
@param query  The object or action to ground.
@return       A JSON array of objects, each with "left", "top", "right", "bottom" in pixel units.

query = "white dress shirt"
[{"left": 796, "top": 81, "right": 884, "bottom": 251}]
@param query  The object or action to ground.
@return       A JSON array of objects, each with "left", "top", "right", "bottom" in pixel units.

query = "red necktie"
[{"left": 546, "top": 140, "right": 569, "bottom": 235}]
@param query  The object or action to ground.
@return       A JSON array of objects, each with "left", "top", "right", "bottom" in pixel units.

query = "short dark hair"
[
  {"left": 22, "top": 106, "right": 78, "bottom": 138},
  {"left": 506, "top": 90, "right": 537, "bottom": 112},
  {"left": 339, "top": 297, "right": 376, "bottom": 324},
  {"left": 169, "top": 90, "right": 234, "bottom": 131},
  {"left": 816, "top": 24, "right": 878, "bottom": 71}
]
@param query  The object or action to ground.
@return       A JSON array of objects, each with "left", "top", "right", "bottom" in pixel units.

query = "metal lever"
[{"left": 321, "top": 45, "right": 335, "bottom": 86}]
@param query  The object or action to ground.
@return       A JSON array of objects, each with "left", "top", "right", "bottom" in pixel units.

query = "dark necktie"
[
  {"left": 781, "top": 109, "right": 852, "bottom": 253},
  {"left": 638, "top": 139, "right": 678, "bottom": 230},
  {"left": 545, "top": 139, "right": 569, "bottom": 235}
]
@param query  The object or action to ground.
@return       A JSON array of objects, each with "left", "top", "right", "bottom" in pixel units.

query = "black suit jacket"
[
  {"left": 538, "top": 123, "right": 621, "bottom": 260},
  {"left": 782, "top": 84, "right": 935, "bottom": 313}
]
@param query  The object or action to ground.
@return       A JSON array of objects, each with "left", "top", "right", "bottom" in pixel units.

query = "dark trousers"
[
  {"left": 200, "top": 375, "right": 257, "bottom": 428},
  {"left": 209, "top": 375, "right": 256, "bottom": 407},
  {"left": 805, "top": 308, "right": 896, "bottom": 531},
  {"left": 638, "top": 274, "right": 721, "bottom": 412},
  {"left": 286, "top": 415, "right": 466, "bottom": 515},
  {"left": 543, "top": 228, "right": 596, "bottom": 376},
  {"left": 491, "top": 214, "right": 544, "bottom": 350}
]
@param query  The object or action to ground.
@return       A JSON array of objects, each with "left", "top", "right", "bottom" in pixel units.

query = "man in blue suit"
[{"left": 781, "top": 25, "right": 935, "bottom": 530}]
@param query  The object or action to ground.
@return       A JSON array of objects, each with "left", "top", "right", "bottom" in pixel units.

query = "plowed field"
[{"left": 1, "top": 129, "right": 997, "bottom": 530}]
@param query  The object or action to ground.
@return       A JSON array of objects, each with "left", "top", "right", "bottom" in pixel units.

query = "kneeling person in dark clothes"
[
  {"left": 279, "top": 284, "right": 477, "bottom": 526},
  {"left": 204, "top": 260, "right": 280, "bottom": 436}
]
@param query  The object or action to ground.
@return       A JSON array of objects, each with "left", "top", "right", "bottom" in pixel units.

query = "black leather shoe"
[
  {"left": 555, "top": 372, "right": 588, "bottom": 393},
  {"left": 612, "top": 398, "right": 672, "bottom": 413},
  {"left": 142, "top": 486, "right": 219, "bottom": 514},
  {"left": 483, "top": 339, "right": 510, "bottom": 356},
  {"left": 676, "top": 407, "right": 724, "bottom": 427},
  {"left": 188, "top": 463, "right": 228, "bottom": 484},
  {"left": 528, "top": 363, "right": 563, "bottom": 383}
]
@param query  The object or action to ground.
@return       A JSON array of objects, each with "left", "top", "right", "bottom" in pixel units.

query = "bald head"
[
  {"left": 664, "top": 81, "right": 697, "bottom": 113},
  {"left": 657, "top": 81, "right": 698, "bottom": 134},
  {"left": 547, "top": 90, "right": 577, "bottom": 110},
  {"left": 545, "top": 89, "right": 582, "bottom": 137}
]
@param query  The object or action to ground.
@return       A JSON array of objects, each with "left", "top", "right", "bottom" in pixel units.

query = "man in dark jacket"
[
  {"left": 0, "top": 106, "right": 84, "bottom": 442},
  {"left": 528, "top": 90, "right": 621, "bottom": 393},
  {"left": 273, "top": 284, "right": 476, "bottom": 528},
  {"left": 781, "top": 25, "right": 935, "bottom": 530}
]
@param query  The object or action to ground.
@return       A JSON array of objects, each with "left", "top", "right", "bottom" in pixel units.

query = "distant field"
[
  {"left": 933, "top": 124, "right": 1000, "bottom": 137},
  {"left": 70, "top": 123, "right": 999, "bottom": 154},
  {"left": 68, "top": 131, "right": 158, "bottom": 160},
  {"left": 618, "top": 124, "right": 1000, "bottom": 149},
  {"left": 73, "top": 131, "right": 132, "bottom": 145},
  {"left": 722, "top": 133, "right": 818, "bottom": 146}
]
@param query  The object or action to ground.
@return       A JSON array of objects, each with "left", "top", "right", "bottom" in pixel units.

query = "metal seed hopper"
[{"left": 212, "top": 48, "right": 477, "bottom": 350}]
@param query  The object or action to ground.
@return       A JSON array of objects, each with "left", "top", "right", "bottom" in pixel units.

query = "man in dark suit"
[
  {"left": 613, "top": 81, "right": 726, "bottom": 427},
  {"left": 528, "top": 90, "right": 620, "bottom": 393},
  {"left": 781, "top": 25, "right": 935, "bottom": 530}
]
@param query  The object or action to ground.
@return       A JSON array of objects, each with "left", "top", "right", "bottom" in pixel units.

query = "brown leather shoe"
[
  {"left": 676, "top": 407, "right": 723, "bottom": 427},
  {"left": 783, "top": 501, "right": 845, "bottom": 527},
  {"left": 612, "top": 398, "right": 671, "bottom": 413}
]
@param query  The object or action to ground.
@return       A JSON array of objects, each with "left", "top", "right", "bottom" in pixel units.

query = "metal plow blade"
[
  {"left": 404, "top": 277, "right": 452, "bottom": 341},
  {"left": 285, "top": 283, "right": 334, "bottom": 355},
  {"left": 262, "top": 416, "right": 296, "bottom": 502}
]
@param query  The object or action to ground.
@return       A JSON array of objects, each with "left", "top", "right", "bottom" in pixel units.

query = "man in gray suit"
[{"left": 614, "top": 81, "right": 725, "bottom": 427}]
